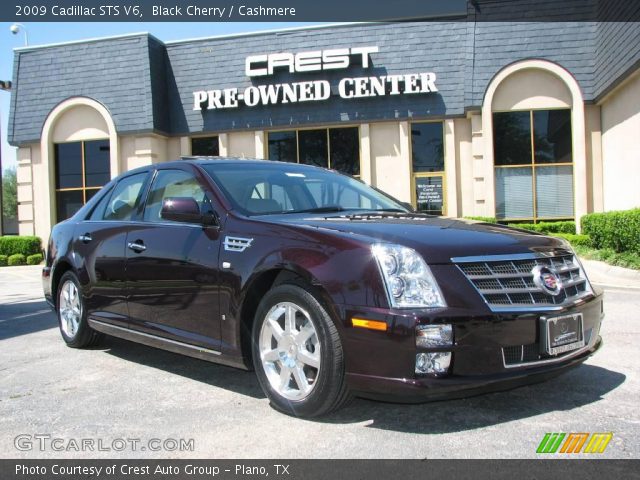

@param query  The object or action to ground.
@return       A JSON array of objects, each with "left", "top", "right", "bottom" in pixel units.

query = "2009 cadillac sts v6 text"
[{"left": 44, "top": 159, "right": 603, "bottom": 417}]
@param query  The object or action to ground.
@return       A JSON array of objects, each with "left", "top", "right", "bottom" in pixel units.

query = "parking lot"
[{"left": 1, "top": 265, "right": 638, "bottom": 458}]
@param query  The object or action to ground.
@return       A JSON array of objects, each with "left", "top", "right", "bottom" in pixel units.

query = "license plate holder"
[{"left": 541, "top": 313, "right": 585, "bottom": 356}]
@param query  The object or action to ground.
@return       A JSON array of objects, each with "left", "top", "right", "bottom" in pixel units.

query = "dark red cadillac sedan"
[{"left": 43, "top": 159, "right": 603, "bottom": 417}]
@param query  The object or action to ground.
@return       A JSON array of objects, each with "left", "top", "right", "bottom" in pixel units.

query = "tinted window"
[
  {"left": 54, "top": 140, "right": 112, "bottom": 222},
  {"left": 268, "top": 131, "right": 297, "bottom": 163},
  {"left": 84, "top": 140, "right": 111, "bottom": 187},
  {"left": 493, "top": 109, "right": 573, "bottom": 221},
  {"left": 191, "top": 136, "right": 219, "bottom": 156},
  {"left": 494, "top": 111, "right": 532, "bottom": 166},
  {"left": 56, "top": 190, "right": 84, "bottom": 222},
  {"left": 533, "top": 110, "right": 572, "bottom": 164},
  {"left": 329, "top": 128, "right": 360, "bottom": 176},
  {"left": 55, "top": 143, "right": 83, "bottom": 189},
  {"left": 298, "top": 130, "right": 328, "bottom": 168},
  {"left": 411, "top": 123, "right": 444, "bottom": 173},
  {"left": 267, "top": 128, "right": 361, "bottom": 176},
  {"left": 103, "top": 173, "right": 147, "bottom": 221},
  {"left": 143, "top": 170, "right": 208, "bottom": 223}
]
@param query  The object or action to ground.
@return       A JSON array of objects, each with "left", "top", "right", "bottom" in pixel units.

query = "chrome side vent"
[{"left": 223, "top": 236, "right": 253, "bottom": 252}]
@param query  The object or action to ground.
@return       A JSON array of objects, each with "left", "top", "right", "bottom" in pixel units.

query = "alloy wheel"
[
  {"left": 258, "top": 301, "right": 321, "bottom": 401},
  {"left": 59, "top": 280, "right": 81, "bottom": 338}
]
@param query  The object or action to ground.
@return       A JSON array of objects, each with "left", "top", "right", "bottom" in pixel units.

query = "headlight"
[{"left": 372, "top": 243, "right": 446, "bottom": 308}]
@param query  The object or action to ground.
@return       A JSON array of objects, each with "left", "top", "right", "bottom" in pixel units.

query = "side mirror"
[{"left": 160, "top": 197, "right": 218, "bottom": 226}]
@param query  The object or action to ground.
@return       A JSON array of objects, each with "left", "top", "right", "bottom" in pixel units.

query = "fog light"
[
  {"left": 416, "top": 324, "right": 453, "bottom": 348},
  {"left": 415, "top": 352, "right": 451, "bottom": 375}
]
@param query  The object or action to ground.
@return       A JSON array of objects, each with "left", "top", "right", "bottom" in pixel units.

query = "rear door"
[
  {"left": 125, "top": 165, "right": 223, "bottom": 350},
  {"left": 72, "top": 171, "right": 150, "bottom": 327}
]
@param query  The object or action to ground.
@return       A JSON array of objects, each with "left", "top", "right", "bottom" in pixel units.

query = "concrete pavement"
[{"left": 0, "top": 264, "right": 638, "bottom": 459}]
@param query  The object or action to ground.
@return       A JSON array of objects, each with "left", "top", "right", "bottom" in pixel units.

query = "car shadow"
[
  {"left": 0, "top": 300, "right": 57, "bottom": 341},
  {"left": 317, "top": 364, "right": 625, "bottom": 434},
  {"left": 98, "top": 333, "right": 624, "bottom": 433},
  {"left": 100, "top": 335, "right": 266, "bottom": 400}
]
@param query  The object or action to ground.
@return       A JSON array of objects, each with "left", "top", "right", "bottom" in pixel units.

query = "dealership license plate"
[{"left": 543, "top": 313, "right": 585, "bottom": 356}]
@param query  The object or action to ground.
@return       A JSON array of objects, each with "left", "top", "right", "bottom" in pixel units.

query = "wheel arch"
[
  {"left": 238, "top": 266, "right": 340, "bottom": 367},
  {"left": 51, "top": 260, "right": 75, "bottom": 308}
]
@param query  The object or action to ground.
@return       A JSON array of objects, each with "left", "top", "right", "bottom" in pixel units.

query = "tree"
[{"left": 2, "top": 167, "right": 17, "bottom": 221}]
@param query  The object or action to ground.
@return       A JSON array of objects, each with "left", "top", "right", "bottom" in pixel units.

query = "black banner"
[
  {"left": 2, "top": 0, "right": 640, "bottom": 22},
  {"left": 2, "top": 460, "right": 640, "bottom": 480}
]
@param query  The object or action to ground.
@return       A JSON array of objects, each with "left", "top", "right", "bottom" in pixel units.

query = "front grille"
[
  {"left": 455, "top": 252, "right": 592, "bottom": 312},
  {"left": 502, "top": 329, "right": 592, "bottom": 367},
  {"left": 503, "top": 344, "right": 541, "bottom": 365}
]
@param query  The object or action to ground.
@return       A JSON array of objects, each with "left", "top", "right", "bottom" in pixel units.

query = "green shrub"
[
  {"left": 464, "top": 216, "right": 497, "bottom": 223},
  {"left": 0, "top": 236, "right": 42, "bottom": 256},
  {"left": 574, "top": 245, "right": 640, "bottom": 270},
  {"left": 582, "top": 208, "right": 640, "bottom": 255},
  {"left": 0, "top": 255, "right": 7, "bottom": 267},
  {"left": 7, "top": 253, "right": 26, "bottom": 266},
  {"left": 552, "top": 233, "right": 592, "bottom": 248},
  {"left": 538, "top": 221, "right": 576, "bottom": 234},
  {"left": 506, "top": 221, "right": 576, "bottom": 235},
  {"left": 26, "top": 253, "right": 44, "bottom": 265}
]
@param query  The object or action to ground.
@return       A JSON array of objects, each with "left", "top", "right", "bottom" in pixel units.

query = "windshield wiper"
[
  {"left": 282, "top": 205, "right": 346, "bottom": 214},
  {"left": 370, "top": 208, "right": 407, "bottom": 213}
]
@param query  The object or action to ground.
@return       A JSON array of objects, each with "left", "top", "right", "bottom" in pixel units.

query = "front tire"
[
  {"left": 57, "top": 271, "right": 102, "bottom": 348},
  {"left": 252, "top": 283, "right": 350, "bottom": 417}
]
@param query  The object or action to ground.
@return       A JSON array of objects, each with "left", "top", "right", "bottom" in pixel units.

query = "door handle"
[
  {"left": 79, "top": 233, "right": 92, "bottom": 243},
  {"left": 127, "top": 241, "right": 146, "bottom": 253}
]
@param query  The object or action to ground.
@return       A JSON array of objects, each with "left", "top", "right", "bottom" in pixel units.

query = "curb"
[{"left": 580, "top": 258, "right": 640, "bottom": 290}]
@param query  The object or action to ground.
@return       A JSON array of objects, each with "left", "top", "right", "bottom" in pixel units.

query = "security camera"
[{"left": 10, "top": 24, "right": 20, "bottom": 34}]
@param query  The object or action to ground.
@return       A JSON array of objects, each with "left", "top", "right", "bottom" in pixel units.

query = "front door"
[
  {"left": 125, "top": 167, "right": 223, "bottom": 350},
  {"left": 73, "top": 172, "right": 150, "bottom": 328}
]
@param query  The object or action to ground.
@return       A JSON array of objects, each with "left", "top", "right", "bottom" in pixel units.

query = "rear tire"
[
  {"left": 252, "top": 283, "right": 351, "bottom": 417},
  {"left": 57, "top": 271, "right": 102, "bottom": 348}
]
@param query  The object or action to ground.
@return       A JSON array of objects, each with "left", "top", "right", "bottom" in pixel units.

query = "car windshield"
[{"left": 202, "top": 162, "right": 408, "bottom": 216}]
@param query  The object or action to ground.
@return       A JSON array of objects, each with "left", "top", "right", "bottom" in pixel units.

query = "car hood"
[{"left": 267, "top": 213, "right": 568, "bottom": 264}]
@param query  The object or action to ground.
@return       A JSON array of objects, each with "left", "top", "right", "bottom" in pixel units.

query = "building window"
[
  {"left": 267, "top": 127, "right": 360, "bottom": 177},
  {"left": 493, "top": 109, "right": 573, "bottom": 222},
  {"left": 411, "top": 122, "right": 445, "bottom": 215},
  {"left": 191, "top": 136, "right": 219, "bottom": 156},
  {"left": 55, "top": 139, "right": 110, "bottom": 222}
]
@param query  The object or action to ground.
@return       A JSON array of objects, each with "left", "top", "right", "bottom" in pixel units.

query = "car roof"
[
  {"left": 116, "top": 157, "right": 330, "bottom": 179},
  {"left": 182, "top": 157, "right": 304, "bottom": 167}
]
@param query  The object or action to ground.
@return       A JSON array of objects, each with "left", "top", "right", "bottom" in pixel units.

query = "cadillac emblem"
[{"left": 532, "top": 265, "right": 563, "bottom": 296}]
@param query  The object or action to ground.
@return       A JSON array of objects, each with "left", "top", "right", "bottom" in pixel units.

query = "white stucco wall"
[
  {"left": 370, "top": 122, "right": 412, "bottom": 203},
  {"left": 601, "top": 72, "right": 640, "bottom": 211}
]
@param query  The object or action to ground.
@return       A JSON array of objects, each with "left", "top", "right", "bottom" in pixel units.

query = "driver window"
[
  {"left": 102, "top": 173, "right": 147, "bottom": 221},
  {"left": 144, "top": 169, "right": 208, "bottom": 223}
]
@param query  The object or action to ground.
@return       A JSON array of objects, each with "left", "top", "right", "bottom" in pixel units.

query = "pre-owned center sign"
[{"left": 193, "top": 46, "right": 437, "bottom": 111}]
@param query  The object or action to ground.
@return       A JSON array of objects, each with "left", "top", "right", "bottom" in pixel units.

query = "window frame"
[
  {"left": 493, "top": 107, "right": 575, "bottom": 223},
  {"left": 54, "top": 139, "right": 111, "bottom": 222},
  {"left": 409, "top": 120, "right": 446, "bottom": 216},
  {"left": 264, "top": 125, "right": 362, "bottom": 178}
]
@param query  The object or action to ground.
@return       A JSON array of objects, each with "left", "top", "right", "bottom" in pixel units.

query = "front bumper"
[{"left": 339, "top": 290, "right": 604, "bottom": 402}]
